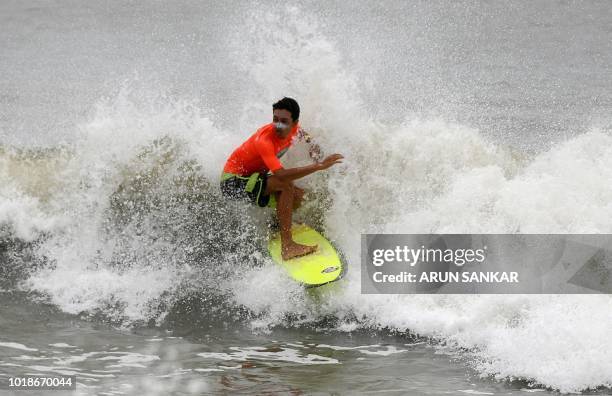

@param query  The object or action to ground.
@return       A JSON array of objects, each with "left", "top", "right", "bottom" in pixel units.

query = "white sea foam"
[{"left": 0, "top": 342, "right": 38, "bottom": 352}]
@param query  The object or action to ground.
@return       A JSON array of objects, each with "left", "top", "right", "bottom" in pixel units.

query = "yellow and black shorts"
[{"left": 220, "top": 172, "right": 276, "bottom": 208}]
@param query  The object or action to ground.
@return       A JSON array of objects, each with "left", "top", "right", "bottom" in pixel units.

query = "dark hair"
[{"left": 272, "top": 97, "right": 300, "bottom": 121}]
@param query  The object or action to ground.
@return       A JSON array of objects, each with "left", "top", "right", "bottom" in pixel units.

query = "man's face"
[{"left": 273, "top": 109, "right": 296, "bottom": 138}]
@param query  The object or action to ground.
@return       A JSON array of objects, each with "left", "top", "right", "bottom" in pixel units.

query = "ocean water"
[{"left": 2, "top": 1, "right": 612, "bottom": 394}]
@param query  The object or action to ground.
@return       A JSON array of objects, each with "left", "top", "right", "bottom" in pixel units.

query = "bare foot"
[{"left": 281, "top": 242, "right": 318, "bottom": 260}]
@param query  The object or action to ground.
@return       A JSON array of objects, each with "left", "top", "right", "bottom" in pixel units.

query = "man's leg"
[{"left": 265, "top": 176, "right": 317, "bottom": 260}]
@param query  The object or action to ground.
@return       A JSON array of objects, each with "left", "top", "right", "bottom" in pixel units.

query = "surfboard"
[{"left": 267, "top": 223, "right": 346, "bottom": 287}]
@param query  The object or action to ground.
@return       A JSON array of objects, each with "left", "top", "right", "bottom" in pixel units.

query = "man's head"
[{"left": 272, "top": 97, "right": 299, "bottom": 138}]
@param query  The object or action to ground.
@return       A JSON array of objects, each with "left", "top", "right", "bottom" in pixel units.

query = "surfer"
[{"left": 220, "top": 97, "right": 344, "bottom": 260}]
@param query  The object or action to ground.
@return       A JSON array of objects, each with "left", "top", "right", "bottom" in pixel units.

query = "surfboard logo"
[{"left": 321, "top": 266, "right": 339, "bottom": 274}]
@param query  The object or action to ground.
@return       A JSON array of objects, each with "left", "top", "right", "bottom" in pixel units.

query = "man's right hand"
[{"left": 318, "top": 154, "right": 344, "bottom": 170}]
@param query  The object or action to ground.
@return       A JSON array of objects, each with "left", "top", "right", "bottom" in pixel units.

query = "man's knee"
[
  {"left": 277, "top": 181, "right": 294, "bottom": 196},
  {"left": 294, "top": 187, "right": 304, "bottom": 200},
  {"left": 290, "top": 187, "right": 304, "bottom": 208},
  {"left": 292, "top": 194, "right": 303, "bottom": 209},
  {"left": 267, "top": 175, "right": 294, "bottom": 193}
]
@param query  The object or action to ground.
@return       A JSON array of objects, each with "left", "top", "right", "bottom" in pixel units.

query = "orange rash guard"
[{"left": 223, "top": 122, "right": 299, "bottom": 176}]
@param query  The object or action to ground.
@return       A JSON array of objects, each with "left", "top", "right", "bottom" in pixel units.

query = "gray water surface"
[{"left": 0, "top": 291, "right": 585, "bottom": 395}]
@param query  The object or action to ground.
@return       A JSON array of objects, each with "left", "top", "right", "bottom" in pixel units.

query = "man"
[{"left": 220, "top": 97, "right": 343, "bottom": 260}]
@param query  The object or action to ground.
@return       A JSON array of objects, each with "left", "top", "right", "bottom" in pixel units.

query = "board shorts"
[{"left": 220, "top": 172, "right": 277, "bottom": 208}]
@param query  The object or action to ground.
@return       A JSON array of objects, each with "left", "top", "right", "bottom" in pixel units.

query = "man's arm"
[{"left": 273, "top": 154, "right": 344, "bottom": 182}]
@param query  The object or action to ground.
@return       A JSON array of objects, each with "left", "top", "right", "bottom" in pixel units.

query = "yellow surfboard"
[{"left": 268, "top": 223, "right": 346, "bottom": 287}]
